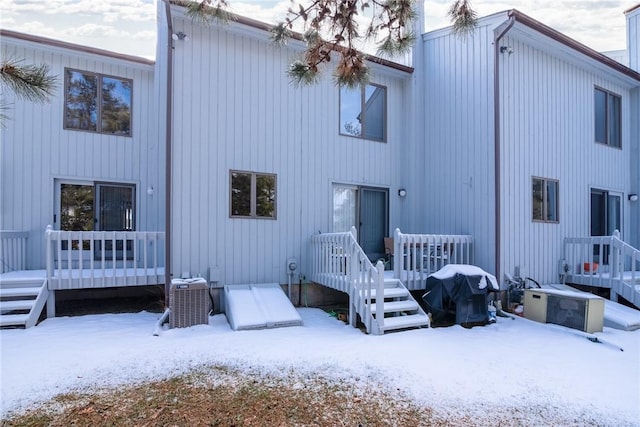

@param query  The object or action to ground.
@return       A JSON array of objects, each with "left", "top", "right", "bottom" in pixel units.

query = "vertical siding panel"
[{"left": 1, "top": 35, "right": 157, "bottom": 269}]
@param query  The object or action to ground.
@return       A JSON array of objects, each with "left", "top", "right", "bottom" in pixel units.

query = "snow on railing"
[
  {"left": 310, "top": 226, "right": 386, "bottom": 334},
  {"left": 564, "top": 231, "right": 639, "bottom": 289},
  {"left": 0, "top": 230, "right": 28, "bottom": 274},
  {"left": 393, "top": 228, "right": 474, "bottom": 290},
  {"left": 45, "top": 225, "right": 165, "bottom": 290}
]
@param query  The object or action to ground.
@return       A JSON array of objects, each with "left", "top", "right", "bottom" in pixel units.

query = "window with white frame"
[
  {"left": 230, "top": 171, "right": 276, "bottom": 219},
  {"left": 340, "top": 84, "right": 386, "bottom": 142},
  {"left": 594, "top": 87, "right": 621, "bottom": 148},
  {"left": 64, "top": 68, "right": 132, "bottom": 136},
  {"left": 532, "top": 177, "right": 559, "bottom": 223}
]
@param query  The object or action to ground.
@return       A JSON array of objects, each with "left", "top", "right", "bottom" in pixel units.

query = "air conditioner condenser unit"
[
  {"left": 524, "top": 288, "right": 604, "bottom": 333},
  {"left": 169, "top": 278, "right": 209, "bottom": 328}
]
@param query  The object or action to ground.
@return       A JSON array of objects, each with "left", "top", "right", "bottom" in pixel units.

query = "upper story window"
[
  {"left": 340, "top": 84, "right": 386, "bottom": 142},
  {"left": 230, "top": 170, "right": 277, "bottom": 219},
  {"left": 594, "top": 87, "right": 621, "bottom": 148},
  {"left": 532, "top": 177, "right": 559, "bottom": 223},
  {"left": 64, "top": 69, "right": 132, "bottom": 136}
]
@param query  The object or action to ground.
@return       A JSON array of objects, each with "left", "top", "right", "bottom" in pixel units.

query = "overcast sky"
[{"left": 0, "top": 0, "right": 634, "bottom": 60}]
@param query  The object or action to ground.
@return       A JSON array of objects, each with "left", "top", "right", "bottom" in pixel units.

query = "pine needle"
[{"left": 0, "top": 57, "right": 57, "bottom": 103}]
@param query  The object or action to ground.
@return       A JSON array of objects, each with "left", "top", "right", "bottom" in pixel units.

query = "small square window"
[
  {"left": 230, "top": 171, "right": 276, "bottom": 219},
  {"left": 594, "top": 87, "right": 621, "bottom": 148},
  {"left": 532, "top": 177, "right": 559, "bottom": 223},
  {"left": 64, "top": 68, "right": 132, "bottom": 136},
  {"left": 340, "top": 84, "right": 386, "bottom": 142}
]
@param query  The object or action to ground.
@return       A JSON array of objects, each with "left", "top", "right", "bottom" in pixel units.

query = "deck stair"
[
  {"left": 311, "top": 227, "right": 430, "bottom": 334},
  {"left": 0, "top": 274, "right": 48, "bottom": 328},
  {"left": 357, "top": 277, "right": 430, "bottom": 334}
]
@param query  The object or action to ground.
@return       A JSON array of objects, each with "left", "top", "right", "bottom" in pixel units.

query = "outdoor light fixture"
[
  {"left": 147, "top": 186, "right": 154, "bottom": 196},
  {"left": 398, "top": 188, "right": 407, "bottom": 197},
  {"left": 629, "top": 194, "right": 639, "bottom": 202},
  {"left": 172, "top": 31, "right": 189, "bottom": 41},
  {"left": 500, "top": 46, "right": 514, "bottom": 55}
]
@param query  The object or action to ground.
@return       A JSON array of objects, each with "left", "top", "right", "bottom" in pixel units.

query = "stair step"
[
  {"left": 379, "top": 314, "right": 430, "bottom": 332},
  {"left": 360, "top": 287, "right": 408, "bottom": 300},
  {"left": 0, "top": 299, "right": 35, "bottom": 312},
  {"left": 0, "top": 313, "right": 29, "bottom": 327},
  {"left": 371, "top": 300, "right": 418, "bottom": 314},
  {"left": 0, "top": 287, "right": 42, "bottom": 298},
  {"left": 0, "top": 277, "right": 45, "bottom": 287}
]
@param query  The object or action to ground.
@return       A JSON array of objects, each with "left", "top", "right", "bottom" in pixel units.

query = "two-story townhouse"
[{"left": 422, "top": 9, "right": 640, "bottom": 302}]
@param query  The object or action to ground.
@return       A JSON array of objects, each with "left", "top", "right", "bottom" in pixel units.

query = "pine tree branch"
[{"left": 0, "top": 57, "right": 57, "bottom": 103}]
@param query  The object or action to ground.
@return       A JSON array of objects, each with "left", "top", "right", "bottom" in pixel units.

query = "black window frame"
[
  {"left": 339, "top": 83, "right": 387, "bottom": 142},
  {"left": 229, "top": 170, "right": 277, "bottom": 220},
  {"left": 63, "top": 68, "right": 133, "bottom": 137},
  {"left": 594, "top": 87, "right": 621, "bottom": 148},
  {"left": 532, "top": 177, "right": 559, "bottom": 223}
]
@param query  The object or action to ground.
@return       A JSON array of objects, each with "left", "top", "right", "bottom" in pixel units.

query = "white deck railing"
[
  {"left": 393, "top": 228, "right": 474, "bottom": 290},
  {"left": 564, "top": 231, "right": 640, "bottom": 290},
  {"left": 45, "top": 225, "right": 165, "bottom": 290},
  {"left": 310, "top": 227, "right": 385, "bottom": 334},
  {"left": 0, "top": 230, "right": 29, "bottom": 274}
]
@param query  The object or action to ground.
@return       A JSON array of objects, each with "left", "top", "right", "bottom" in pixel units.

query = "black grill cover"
[{"left": 423, "top": 273, "right": 492, "bottom": 327}]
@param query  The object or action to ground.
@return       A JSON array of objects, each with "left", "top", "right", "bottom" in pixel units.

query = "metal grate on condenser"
[{"left": 169, "top": 278, "right": 209, "bottom": 328}]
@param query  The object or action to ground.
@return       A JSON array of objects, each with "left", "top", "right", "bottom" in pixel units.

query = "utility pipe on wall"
[
  {"left": 162, "top": 0, "right": 174, "bottom": 306},
  {"left": 493, "top": 14, "right": 516, "bottom": 286}
]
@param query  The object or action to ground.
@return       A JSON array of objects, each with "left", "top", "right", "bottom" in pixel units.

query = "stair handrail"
[
  {"left": 310, "top": 227, "right": 386, "bottom": 334},
  {"left": 610, "top": 230, "right": 639, "bottom": 283},
  {"left": 393, "top": 228, "right": 474, "bottom": 290},
  {"left": 563, "top": 231, "right": 638, "bottom": 289}
]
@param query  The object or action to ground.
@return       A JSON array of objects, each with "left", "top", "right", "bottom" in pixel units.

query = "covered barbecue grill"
[{"left": 422, "top": 264, "right": 499, "bottom": 327}]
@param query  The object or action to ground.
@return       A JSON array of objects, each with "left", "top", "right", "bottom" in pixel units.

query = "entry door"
[
  {"left": 57, "top": 182, "right": 135, "bottom": 232},
  {"left": 590, "top": 189, "right": 621, "bottom": 263},
  {"left": 359, "top": 187, "right": 388, "bottom": 262},
  {"left": 332, "top": 184, "right": 389, "bottom": 261},
  {"left": 56, "top": 181, "right": 135, "bottom": 257}
]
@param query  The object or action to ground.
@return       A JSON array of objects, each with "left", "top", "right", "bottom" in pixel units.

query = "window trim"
[
  {"left": 63, "top": 68, "right": 133, "bottom": 137},
  {"left": 532, "top": 177, "right": 559, "bottom": 224},
  {"left": 229, "top": 170, "right": 277, "bottom": 220},
  {"left": 594, "top": 86, "right": 621, "bottom": 148},
  {"left": 339, "top": 83, "right": 387, "bottom": 142}
]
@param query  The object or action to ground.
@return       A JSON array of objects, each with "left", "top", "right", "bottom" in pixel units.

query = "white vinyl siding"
[
  {"left": 423, "top": 14, "right": 635, "bottom": 284},
  {"left": 166, "top": 9, "right": 410, "bottom": 284},
  {"left": 0, "top": 35, "right": 161, "bottom": 269}
]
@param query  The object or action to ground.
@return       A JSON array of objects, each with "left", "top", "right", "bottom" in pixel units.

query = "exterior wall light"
[
  {"left": 398, "top": 188, "right": 407, "bottom": 197},
  {"left": 172, "top": 32, "right": 189, "bottom": 41},
  {"left": 500, "top": 46, "right": 514, "bottom": 55},
  {"left": 629, "top": 194, "right": 639, "bottom": 202}
]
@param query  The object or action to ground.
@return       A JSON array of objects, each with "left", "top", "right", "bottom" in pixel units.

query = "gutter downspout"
[
  {"left": 493, "top": 13, "right": 516, "bottom": 284},
  {"left": 163, "top": 0, "right": 174, "bottom": 306}
]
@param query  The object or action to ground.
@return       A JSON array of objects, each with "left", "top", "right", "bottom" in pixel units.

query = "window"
[
  {"left": 594, "top": 87, "right": 621, "bottom": 148},
  {"left": 230, "top": 171, "right": 276, "bottom": 219},
  {"left": 340, "top": 84, "right": 386, "bottom": 141},
  {"left": 532, "top": 177, "right": 559, "bottom": 223},
  {"left": 64, "top": 69, "right": 132, "bottom": 136}
]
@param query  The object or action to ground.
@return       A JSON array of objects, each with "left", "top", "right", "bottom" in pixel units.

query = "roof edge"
[
  {"left": 0, "top": 29, "right": 155, "bottom": 66},
  {"left": 508, "top": 9, "right": 640, "bottom": 82},
  {"left": 169, "top": 1, "right": 414, "bottom": 74},
  {"left": 624, "top": 3, "right": 640, "bottom": 14}
]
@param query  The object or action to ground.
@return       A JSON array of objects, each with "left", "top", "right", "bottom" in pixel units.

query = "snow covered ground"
[{"left": 1, "top": 308, "right": 639, "bottom": 425}]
